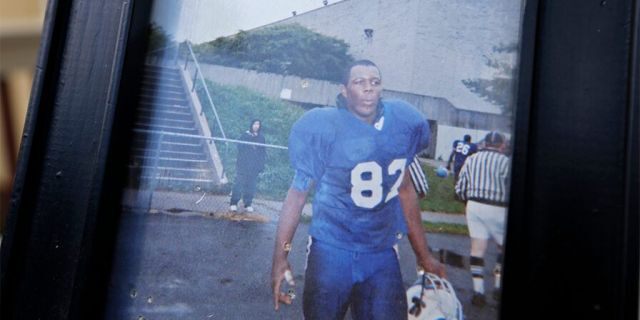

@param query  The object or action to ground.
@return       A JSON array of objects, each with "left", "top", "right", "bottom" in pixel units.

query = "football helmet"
[
  {"left": 435, "top": 166, "right": 449, "bottom": 178},
  {"left": 407, "top": 272, "right": 463, "bottom": 320}
]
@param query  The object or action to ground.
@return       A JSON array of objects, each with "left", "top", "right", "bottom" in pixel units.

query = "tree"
[
  {"left": 147, "top": 23, "right": 174, "bottom": 52},
  {"left": 462, "top": 43, "right": 518, "bottom": 116},
  {"left": 193, "top": 24, "right": 354, "bottom": 83}
]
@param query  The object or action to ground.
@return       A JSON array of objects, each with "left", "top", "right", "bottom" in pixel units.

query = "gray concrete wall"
[
  {"left": 382, "top": 89, "right": 511, "bottom": 131},
  {"left": 197, "top": 63, "right": 341, "bottom": 106},
  {"left": 198, "top": 62, "right": 511, "bottom": 133},
  {"left": 260, "top": 0, "right": 522, "bottom": 116}
]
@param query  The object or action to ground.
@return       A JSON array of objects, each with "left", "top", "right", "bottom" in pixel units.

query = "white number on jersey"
[
  {"left": 350, "top": 159, "right": 407, "bottom": 209},
  {"left": 455, "top": 142, "right": 471, "bottom": 155}
]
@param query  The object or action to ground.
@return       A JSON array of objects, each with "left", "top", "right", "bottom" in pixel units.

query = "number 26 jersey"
[{"left": 288, "top": 99, "right": 430, "bottom": 252}]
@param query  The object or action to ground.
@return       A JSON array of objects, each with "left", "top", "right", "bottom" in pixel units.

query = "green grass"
[
  {"left": 422, "top": 221, "right": 468, "bottom": 236},
  {"left": 198, "top": 81, "right": 305, "bottom": 199},
  {"left": 419, "top": 162, "right": 466, "bottom": 214}
]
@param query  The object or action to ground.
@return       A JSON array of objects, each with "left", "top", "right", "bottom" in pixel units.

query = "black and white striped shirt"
[
  {"left": 409, "top": 156, "right": 428, "bottom": 198},
  {"left": 455, "top": 149, "right": 510, "bottom": 206}
]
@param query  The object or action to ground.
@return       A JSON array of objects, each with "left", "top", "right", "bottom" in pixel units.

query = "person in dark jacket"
[{"left": 230, "top": 119, "right": 266, "bottom": 213}]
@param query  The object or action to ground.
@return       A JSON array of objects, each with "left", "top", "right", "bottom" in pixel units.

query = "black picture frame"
[{"left": 0, "top": 1, "right": 638, "bottom": 319}]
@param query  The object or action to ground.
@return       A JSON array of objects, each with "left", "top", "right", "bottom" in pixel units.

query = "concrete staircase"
[{"left": 128, "top": 64, "right": 222, "bottom": 191}]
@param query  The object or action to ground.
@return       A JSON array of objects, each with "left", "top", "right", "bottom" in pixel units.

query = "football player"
[
  {"left": 446, "top": 134, "right": 478, "bottom": 184},
  {"left": 271, "top": 60, "right": 445, "bottom": 319}
]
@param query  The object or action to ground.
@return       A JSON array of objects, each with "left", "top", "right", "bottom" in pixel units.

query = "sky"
[{"left": 152, "top": 0, "right": 335, "bottom": 44}]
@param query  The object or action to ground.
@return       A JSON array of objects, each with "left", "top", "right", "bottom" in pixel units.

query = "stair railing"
[
  {"left": 181, "top": 41, "right": 227, "bottom": 140},
  {"left": 138, "top": 128, "right": 287, "bottom": 191},
  {"left": 134, "top": 129, "right": 288, "bottom": 150}
]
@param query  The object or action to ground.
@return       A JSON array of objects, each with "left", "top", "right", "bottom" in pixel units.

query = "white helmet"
[{"left": 407, "top": 272, "right": 463, "bottom": 320}]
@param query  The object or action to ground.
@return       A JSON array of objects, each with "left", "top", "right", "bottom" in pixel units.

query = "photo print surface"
[{"left": 103, "top": 1, "right": 525, "bottom": 319}]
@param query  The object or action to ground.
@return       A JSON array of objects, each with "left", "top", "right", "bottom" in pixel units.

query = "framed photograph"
[
  {"left": 1, "top": 0, "right": 637, "bottom": 319},
  {"left": 105, "top": 1, "right": 528, "bottom": 319}
]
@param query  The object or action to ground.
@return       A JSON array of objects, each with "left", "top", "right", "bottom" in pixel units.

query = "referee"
[{"left": 455, "top": 131, "right": 510, "bottom": 307}]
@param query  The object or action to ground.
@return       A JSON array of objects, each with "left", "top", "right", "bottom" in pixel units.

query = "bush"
[{"left": 193, "top": 24, "right": 354, "bottom": 83}]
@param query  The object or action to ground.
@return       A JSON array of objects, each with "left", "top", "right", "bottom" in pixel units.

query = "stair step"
[
  {"left": 139, "top": 96, "right": 188, "bottom": 106},
  {"left": 131, "top": 158, "right": 210, "bottom": 172},
  {"left": 144, "top": 67, "right": 182, "bottom": 80},
  {"left": 140, "top": 87, "right": 185, "bottom": 98},
  {"left": 137, "top": 109, "right": 191, "bottom": 118},
  {"left": 144, "top": 65, "right": 181, "bottom": 74},
  {"left": 132, "top": 133, "right": 203, "bottom": 145},
  {"left": 134, "top": 119, "right": 196, "bottom": 130},
  {"left": 130, "top": 149, "right": 208, "bottom": 160},
  {"left": 139, "top": 101, "right": 190, "bottom": 109},
  {"left": 137, "top": 115, "right": 194, "bottom": 125},
  {"left": 160, "top": 140, "right": 202, "bottom": 147},
  {"left": 141, "top": 76, "right": 182, "bottom": 85},
  {"left": 128, "top": 166, "right": 214, "bottom": 179},
  {"left": 129, "top": 165, "right": 211, "bottom": 173},
  {"left": 134, "top": 123, "right": 199, "bottom": 134},
  {"left": 131, "top": 142, "right": 204, "bottom": 153},
  {"left": 138, "top": 108, "right": 192, "bottom": 120},
  {"left": 142, "top": 75, "right": 182, "bottom": 86},
  {"left": 138, "top": 176, "right": 218, "bottom": 183},
  {"left": 131, "top": 133, "right": 199, "bottom": 142},
  {"left": 141, "top": 79, "right": 185, "bottom": 92},
  {"left": 133, "top": 156, "right": 209, "bottom": 164}
]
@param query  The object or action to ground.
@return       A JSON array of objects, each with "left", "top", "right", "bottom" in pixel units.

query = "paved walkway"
[
  {"left": 122, "top": 189, "right": 467, "bottom": 225},
  {"left": 422, "top": 210, "right": 466, "bottom": 225}
]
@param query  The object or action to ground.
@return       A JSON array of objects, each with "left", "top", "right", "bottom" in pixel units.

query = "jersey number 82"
[{"left": 350, "top": 159, "right": 407, "bottom": 209}]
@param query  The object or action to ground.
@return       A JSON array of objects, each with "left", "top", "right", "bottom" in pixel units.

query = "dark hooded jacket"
[{"left": 236, "top": 120, "right": 266, "bottom": 175}]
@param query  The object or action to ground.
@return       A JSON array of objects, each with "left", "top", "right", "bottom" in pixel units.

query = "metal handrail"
[
  {"left": 132, "top": 129, "right": 288, "bottom": 150},
  {"left": 182, "top": 41, "right": 227, "bottom": 139}
]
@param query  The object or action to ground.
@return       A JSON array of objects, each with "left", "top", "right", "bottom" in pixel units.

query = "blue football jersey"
[
  {"left": 288, "top": 99, "right": 430, "bottom": 251},
  {"left": 452, "top": 140, "right": 478, "bottom": 171}
]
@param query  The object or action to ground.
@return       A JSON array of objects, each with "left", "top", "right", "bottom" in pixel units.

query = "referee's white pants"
[{"left": 465, "top": 200, "right": 507, "bottom": 246}]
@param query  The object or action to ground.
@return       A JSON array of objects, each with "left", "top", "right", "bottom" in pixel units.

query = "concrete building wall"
[
  {"left": 196, "top": 63, "right": 341, "bottom": 106},
  {"left": 198, "top": 62, "right": 510, "bottom": 131},
  {"left": 434, "top": 125, "right": 512, "bottom": 161},
  {"left": 381, "top": 89, "right": 510, "bottom": 131},
  {"left": 263, "top": 0, "right": 421, "bottom": 97},
  {"left": 263, "top": 0, "right": 522, "bottom": 116}
]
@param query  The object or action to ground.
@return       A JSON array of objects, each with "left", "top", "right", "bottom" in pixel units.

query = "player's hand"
[
  {"left": 271, "top": 258, "right": 295, "bottom": 310},
  {"left": 420, "top": 255, "right": 446, "bottom": 279}
]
